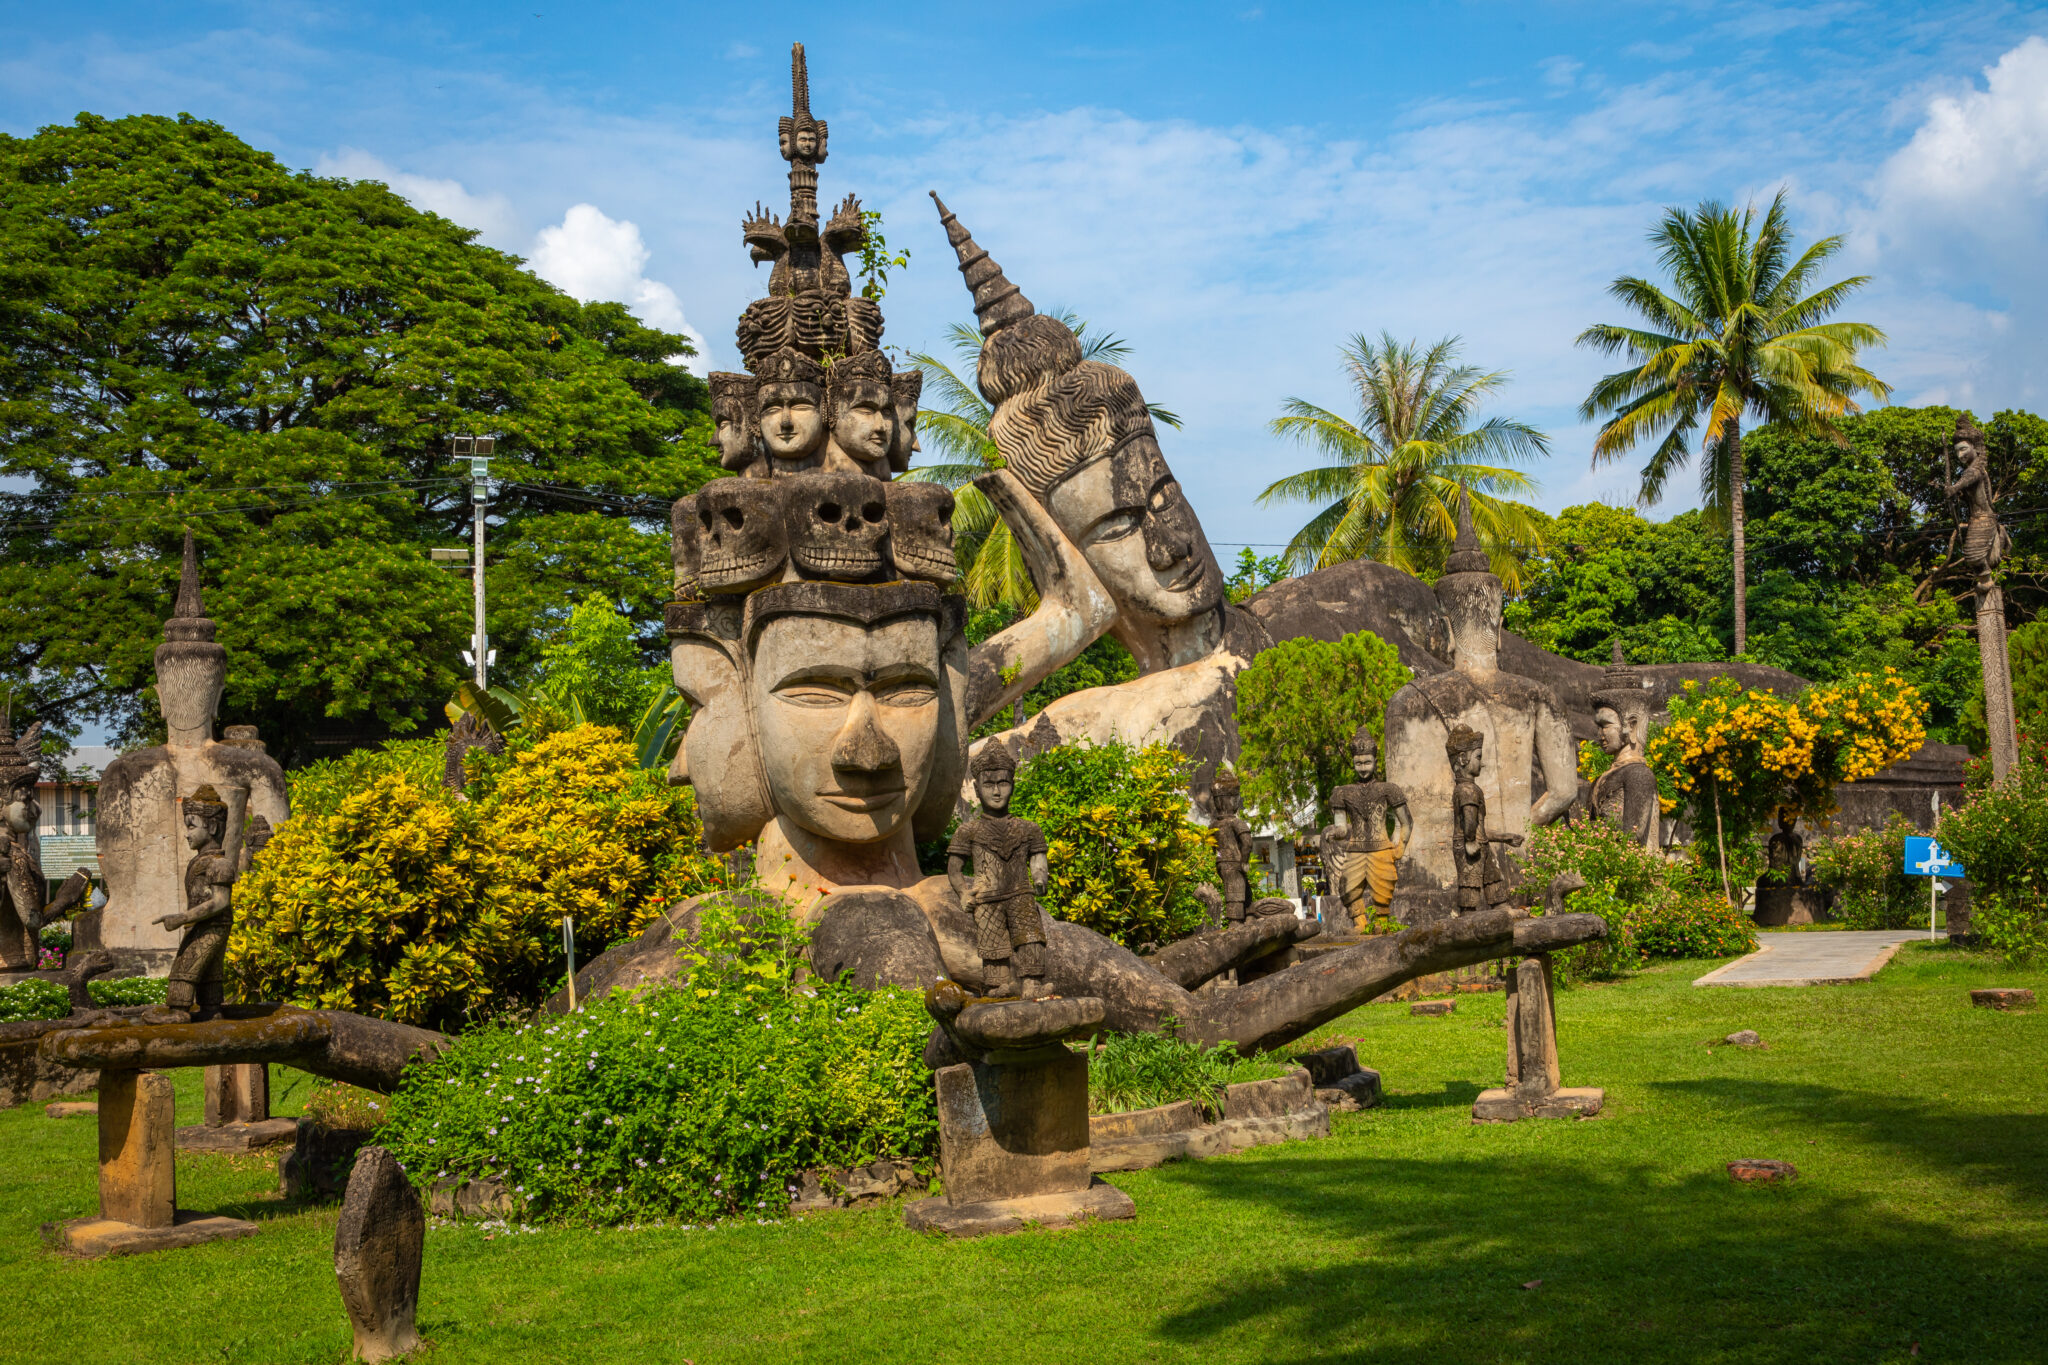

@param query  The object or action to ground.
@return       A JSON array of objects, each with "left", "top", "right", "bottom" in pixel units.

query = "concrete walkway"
[{"left": 1693, "top": 930, "right": 1931, "bottom": 987}]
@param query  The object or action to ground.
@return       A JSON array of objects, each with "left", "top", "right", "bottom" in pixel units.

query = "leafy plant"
[
  {"left": 1518, "top": 820, "right": 1756, "bottom": 982},
  {"left": 1971, "top": 893, "right": 2048, "bottom": 964},
  {"left": 1807, "top": 814, "right": 1925, "bottom": 930},
  {"left": 89, "top": 977, "right": 169, "bottom": 1007},
  {"left": 1234, "top": 629, "right": 1411, "bottom": 834},
  {"left": 0, "top": 973, "right": 169, "bottom": 1022},
  {"left": 1010, "top": 739, "right": 1218, "bottom": 949},
  {"left": 1083, "top": 1026, "right": 1290, "bottom": 1119},
  {"left": 1937, "top": 755, "right": 2048, "bottom": 964}
]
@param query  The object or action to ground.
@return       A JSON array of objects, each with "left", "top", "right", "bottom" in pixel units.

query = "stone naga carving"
[
  {"left": 1589, "top": 642, "right": 1660, "bottom": 848},
  {"left": 1382, "top": 492, "right": 1575, "bottom": 921}
]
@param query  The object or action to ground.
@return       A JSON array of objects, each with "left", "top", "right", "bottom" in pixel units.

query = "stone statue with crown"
[
  {"left": 92, "top": 534, "right": 290, "bottom": 973},
  {"left": 1590, "top": 642, "right": 1660, "bottom": 848},
  {"left": 947, "top": 744, "right": 1052, "bottom": 1000}
]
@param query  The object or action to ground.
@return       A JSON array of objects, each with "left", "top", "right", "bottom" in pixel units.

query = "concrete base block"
[
  {"left": 176, "top": 1118, "right": 299, "bottom": 1153},
  {"left": 903, "top": 1178, "right": 1135, "bottom": 1238},
  {"left": 46, "top": 1102, "right": 98, "bottom": 1119},
  {"left": 1472, "top": 1086, "right": 1605, "bottom": 1123},
  {"left": 42, "top": 1210, "right": 259, "bottom": 1259}
]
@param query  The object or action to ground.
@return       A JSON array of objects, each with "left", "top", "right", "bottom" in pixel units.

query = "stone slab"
[
  {"left": 100, "top": 1070, "right": 175, "bottom": 1228},
  {"left": 1317, "top": 1069, "right": 1383, "bottom": 1112},
  {"left": 1970, "top": 988, "right": 2036, "bottom": 1010},
  {"left": 1089, "top": 1100, "right": 1202, "bottom": 1144},
  {"left": 176, "top": 1117, "right": 299, "bottom": 1153},
  {"left": 1471, "top": 1086, "right": 1605, "bottom": 1123},
  {"left": 1220, "top": 1069, "right": 1312, "bottom": 1120},
  {"left": 46, "top": 1101, "right": 98, "bottom": 1119},
  {"left": 1410, "top": 999, "right": 1455, "bottom": 1017},
  {"left": 935, "top": 1054, "right": 1091, "bottom": 1206},
  {"left": 1089, "top": 1106, "right": 1332, "bottom": 1173},
  {"left": 903, "top": 1178, "right": 1135, "bottom": 1237},
  {"left": 1693, "top": 931, "right": 1923, "bottom": 987},
  {"left": 1728, "top": 1159, "right": 1798, "bottom": 1183},
  {"left": 1290, "top": 1044, "right": 1360, "bottom": 1087},
  {"left": 43, "top": 1210, "right": 259, "bottom": 1259}
]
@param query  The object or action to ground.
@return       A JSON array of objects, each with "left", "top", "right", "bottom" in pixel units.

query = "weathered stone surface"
[
  {"left": 1411, "top": 1000, "right": 1455, "bottom": 1017},
  {"left": 43, "top": 1210, "right": 258, "bottom": 1259},
  {"left": 902, "top": 1178, "right": 1135, "bottom": 1238},
  {"left": 1319, "top": 1069, "right": 1382, "bottom": 1111},
  {"left": 203, "top": 1062, "right": 269, "bottom": 1125},
  {"left": 43, "top": 1007, "right": 447, "bottom": 1095},
  {"left": 99, "top": 1070, "right": 175, "bottom": 1228},
  {"left": 1088, "top": 1132, "right": 1192, "bottom": 1173},
  {"left": 1971, "top": 988, "right": 2035, "bottom": 1010},
  {"left": 427, "top": 1175, "right": 515, "bottom": 1220},
  {"left": 176, "top": 1117, "right": 298, "bottom": 1153},
  {"left": 1724, "top": 1029, "right": 1763, "bottom": 1046},
  {"left": 1753, "top": 886, "right": 1829, "bottom": 927},
  {"left": 787, "top": 1160, "right": 924, "bottom": 1213},
  {"left": 1291, "top": 1044, "right": 1361, "bottom": 1087},
  {"left": 46, "top": 1101, "right": 97, "bottom": 1118},
  {"left": 1221, "top": 1069, "right": 1313, "bottom": 1120},
  {"left": 1185, "top": 1108, "right": 1330, "bottom": 1157},
  {"left": 280, "top": 1121, "right": 375, "bottom": 1201},
  {"left": 334, "top": 1147, "right": 425, "bottom": 1363},
  {"left": 1473, "top": 953, "right": 1604, "bottom": 1123},
  {"left": 1142, "top": 914, "right": 1319, "bottom": 990},
  {"left": 1089, "top": 1101, "right": 1201, "bottom": 1144},
  {"left": 1727, "top": 1159, "right": 1798, "bottom": 1183},
  {"left": 809, "top": 888, "right": 948, "bottom": 991},
  {"left": 1, "top": 1014, "right": 106, "bottom": 1108},
  {"left": 933, "top": 1053, "right": 1091, "bottom": 1206},
  {"left": 1471, "top": 1087, "right": 1604, "bottom": 1122}
]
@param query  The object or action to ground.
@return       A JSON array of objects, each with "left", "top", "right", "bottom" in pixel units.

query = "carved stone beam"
[{"left": 42, "top": 1008, "right": 449, "bottom": 1095}]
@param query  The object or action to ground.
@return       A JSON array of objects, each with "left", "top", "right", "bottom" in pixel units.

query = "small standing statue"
[
  {"left": 1590, "top": 643, "right": 1660, "bottom": 849},
  {"left": 1327, "top": 723, "right": 1411, "bottom": 934},
  {"left": 948, "top": 747, "right": 1051, "bottom": 999},
  {"left": 1948, "top": 414, "right": 2018, "bottom": 780},
  {"left": 1209, "top": 768, "right": 1255, "bottom": 925},
  {"left": 143, "top": 782, "right": 248, "bottom": 1024},
  {"left": 1764, "top": 808, "right": 1806, "bottom": 888},
  {"left": 0, "top": 715, "right": 45, "bottom": 969},
  {"left": 1449, "top": 726, "right": 1521, "bottom": 914}
]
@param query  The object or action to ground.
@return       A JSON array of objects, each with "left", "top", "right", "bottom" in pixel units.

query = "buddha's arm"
[
  {"left": 1530, "top": 701, "right": 1578, "bottom": 828},
  {"left": 964, "top": 469, "right": 1119, "bottom": 727}
]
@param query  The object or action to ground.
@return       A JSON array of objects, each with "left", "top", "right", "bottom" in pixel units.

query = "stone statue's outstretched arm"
[
  {"left": 964, "top": 469, "right": 1119, "bottom": 726},
  {"left": 1529, "top": 702, "right": 1578, "bottom": 828},
  {"left": 1390, "top": 791, "right": 1413, "bottom": 853},
  {"left": 947, "top": 852, "right": 970, "bottom": 908}
]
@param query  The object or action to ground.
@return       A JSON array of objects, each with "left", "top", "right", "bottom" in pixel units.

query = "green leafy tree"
[
  {"left": 1233, "top": 630, "right": 1412, "bottom": 834},
  {"left": 904, "top": 312, "right": 1179, "bottom": 611},
  {"left": 1577, "top": 191, "right": 1890, "bottom": 656},
  {"left": 0, "top": 113, "right": 719, "bottom": 759},
  {"left": 1225, "top": 548, "right": 1290, "bottom": 603},
  {"left": 1259, "top": 333, "right": 1548, "bottom": 586}
]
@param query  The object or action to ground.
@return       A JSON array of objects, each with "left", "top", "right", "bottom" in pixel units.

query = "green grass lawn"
[{"left": 2, "top": 944, "right": 2043, "bottom": 1365}]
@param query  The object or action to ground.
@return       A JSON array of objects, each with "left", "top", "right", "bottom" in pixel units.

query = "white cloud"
[
  {"left": 528, "top": 204, "right": 709, "bottom": 374},
  {"left": 314, "top": 149, "right": 524, "bottom": 249},
  {"left": 1876, "top": 37, "right": 2048, "bottom": 255}
]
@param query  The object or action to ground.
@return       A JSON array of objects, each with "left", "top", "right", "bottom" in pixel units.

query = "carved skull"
[
  {"left": 885, "top": 481, "right": 958, "bottom": 584},
  {"left": 695, "top": 478, "right": 787, "bottom": 594},
  {"left": 784, "top": 471, "right": 887, "bottom": 581}
]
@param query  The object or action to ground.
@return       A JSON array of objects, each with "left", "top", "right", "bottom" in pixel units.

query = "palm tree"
[
  {"left": 1259, "top": 333, "right": 1548, "bottom": 588},
  {"left": 903, "top": 311, "right": 1179, "bottom": 611},
  {"left": 1577, "top": 191, "right": 1890, "bottom": 656}
]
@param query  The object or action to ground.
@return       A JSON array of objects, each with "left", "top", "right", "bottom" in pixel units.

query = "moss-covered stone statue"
[
  {"left": 1449, "top": 726, "right": 1520, "bottom": 914},
  {"left": 948, "top": 745, "right": 1051, "bottom": 999},
  {"left": 1209, "top": 768, "right": 1254, "bottom": 924}
]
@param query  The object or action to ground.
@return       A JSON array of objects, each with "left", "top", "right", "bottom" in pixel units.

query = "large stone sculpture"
[
  {"left": 947, "top": 745, "right": 1051, "bottom": 999},
  {"left": 0, "top": 716, "right": 45, "bottom": 970},
  {"left": 1949, "top": 414, "right": 2018, "bottom": 781},
  {"left": 333, "top": 1146, "right": 427, "bottom": 1362},
  {"left": 1209, "top": 768, "right": 1255, "bottom": 924},
  {"left": 93, "top": 534, "right": 289, "bottom": 971},
  {"left": 1589, "top": 643, "right": 1660, "bottom": 848},
  {"left": 1382, "top": 494, "right": 1576, "bottom": 922},
  {"left": 1326, "top": 724, "right": 1411, "bottom": 934}
]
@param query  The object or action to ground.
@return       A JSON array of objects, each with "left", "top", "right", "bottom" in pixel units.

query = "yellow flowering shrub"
[
  {"left": 1646, "top": 670, "right": 1926, "bottom": 859},
  {"left": 227, "top": 725, "right": 724, "bottom": 1028}
]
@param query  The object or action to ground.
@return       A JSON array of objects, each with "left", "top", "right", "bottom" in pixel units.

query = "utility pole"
[{"left": 449, "top": 435, "right": 496, "bottom": 689}]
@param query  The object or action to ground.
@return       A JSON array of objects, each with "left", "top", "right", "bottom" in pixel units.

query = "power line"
[{"left": 0, "top": 480, "right": 463, "bottom": 533}]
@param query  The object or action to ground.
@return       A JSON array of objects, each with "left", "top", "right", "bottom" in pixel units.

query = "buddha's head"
[
  {"left": 155, "top": 532, "right": 226, "bottom": 748},
  {"left": 1435, "top": 490, "right": 1503, "bottom": 675},
  {"left": 932, "top": 197, "right": 1223, "bottom": 634}
]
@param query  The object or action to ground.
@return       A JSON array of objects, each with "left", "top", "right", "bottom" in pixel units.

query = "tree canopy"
[{"left": 0, "top": 113, "right": 718, "bottom": 760}]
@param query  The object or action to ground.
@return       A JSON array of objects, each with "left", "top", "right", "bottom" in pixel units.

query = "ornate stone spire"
[
  {"left": 778, "top": 42, "right": 829, "bottom": 230},
  {"left": 162, "top": 530, "right": 216, "bottom": 643},
  {"left": 154, "top": 530, "right": 226, "bottom": 747},
  {"left": 1442, "top": 487, "right": 1490, "bottom": 575},
  {"left": 931, "top": 193, "right": 1035, "bottom": 337}
]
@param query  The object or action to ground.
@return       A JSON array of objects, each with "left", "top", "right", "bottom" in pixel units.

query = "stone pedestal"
[
  {"left": 334, "top": 1147, "right": 425, "bottom": 1363},
  {"left": 1753, "top": 885, "right": 1828, "bottom": 927},
  {"left": 904, "top": 1046, "right": 1134, "bottom": 1237},
  {"left": 1472, "top": 955, "right": 1603, "bottom": 1123},
  {"left": 178, "top": 1063, "right": 296, "bottom": 1152},
  {"left": 42, "top": 1069, "right": 258, "bottom": 1257}
]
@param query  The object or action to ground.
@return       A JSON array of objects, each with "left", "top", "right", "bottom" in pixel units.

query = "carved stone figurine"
[
  {"left": 1209, "top": 769, "right": 1254, "bottom": 924},
  {"left": 142, "top": 782, "right": 248, "bottom": 1024},
  {"left": 1449, "top": 726, "right": 1521, "bottom": 914},
  {"left": 1590, "top": 643, "right": 1660, "bottom": 849},
  {"left": 1327, "top": 723, "right": 1412, "bottom": 935},
  {"left": 948, "top": 745, "right": 1051, "bottom": 999},
  {"left": 1764, "top": 808, "right": 1806, "bottom": 888},
  {"left": 0, "top": 715, "right": 44, "bottom": 969},
  {"left": 1948, "top": 413, "right": 2019, "bottom": 781},
  {"left": 709, "top": 371, "right": 766, "bottom": 478}
]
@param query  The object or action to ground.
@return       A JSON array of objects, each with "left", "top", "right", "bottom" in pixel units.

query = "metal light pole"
[{"left": 449, "top": 435, "right": 496, "bottom": 688}]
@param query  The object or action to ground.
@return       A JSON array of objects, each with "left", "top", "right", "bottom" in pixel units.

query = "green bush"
[
  {"left": 1234, "top": 630, "right": 1411, "bottom": 834},
  {"left": 1972, "top": 892, "right": 2048, "bottom": 964},
  {"left": 0, "top": 974, "right": 169, "bottom": 1022},
  {"left": 228, "top": 723, "right": 724, "bottom": 1028},
  {"left": 1940, "top": 757, "right": 2048, "bottom": 964},
  {"left": 38, "top": 922, "right": 70, "bottom": 948},
  {"left": 1808, "top": 814, "right": 1924, "bottom": 929},
  {"left": 1083, "top": 1027, "right": 1289, "bottom": 1119},
  {"left": 1518, "top": 821, "right": 1756, "bottom": 980},
  {"left": 377, "top": 892, "right": 936, "bottom": 1225},
  {"left": 1010, "top": 739, "right": 1217, "bottom": 949}
]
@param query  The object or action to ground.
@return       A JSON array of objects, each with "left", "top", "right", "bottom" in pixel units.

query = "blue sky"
[{"left": 6, "top": 1, "right": 2048, "bottom": 552}]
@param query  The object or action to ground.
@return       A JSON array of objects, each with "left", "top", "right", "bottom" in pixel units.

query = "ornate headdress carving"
[
  {"left": 1350, "top": 721, "right": 1379, "bottom": 756},
  {"left": 1590, "top": 639, "right": 1652, "bottom": 729},
  {"left": 1445, "top": 725, "right": 1484, "bottom": 759},
  {"left": 184, "top": 783, "right": 227, "bottom": 816},
  {"left": 163, "top": 530, "right": 217, "bottom": 644},
  {"left": 755, "top": 347, "right": 827, "bottom": 390},
  {"left": 1210, "top": 765, "right": 1240, "bottom": 794},
  {"left": 826, "top": 348, "right": 891, "bottom": 405},
  {"left": 1442, "top": 487, "right": 1490, "bottom": 576},
  {"left": 0, "top": 705, "right": 41, "bottom": 796},
  {"left": 969, "top": 742, "right": 1019, "bottom": 777}
]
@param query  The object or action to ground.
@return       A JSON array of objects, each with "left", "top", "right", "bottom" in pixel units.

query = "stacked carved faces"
[{"left": 666, "top": 44, "right": 966, "bottom": 862}]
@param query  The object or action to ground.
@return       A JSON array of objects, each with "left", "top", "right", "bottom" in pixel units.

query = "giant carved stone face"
[
  {"left": 1438, "top": 571, "right": 1504, "bottom": 673},
  {"left": 829, "top": 379, "right": 895, "bottom": 471},
  {"left": 760, "top": 381, "right": 827, "bottom": 460},
  {"left": 1045, "top": 436, "right": 1222, "bottom": 627},
  {"left": 1595, "top": 706, "right": 1625, "bottom": 758},
  {"left": 751, "top": 613, "right": 942, "bottom": 844}
]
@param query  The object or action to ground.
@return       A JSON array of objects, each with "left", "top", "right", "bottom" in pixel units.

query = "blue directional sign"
[{"left": 1902, "top": 836, "right": 1964, "bottom": 879}]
